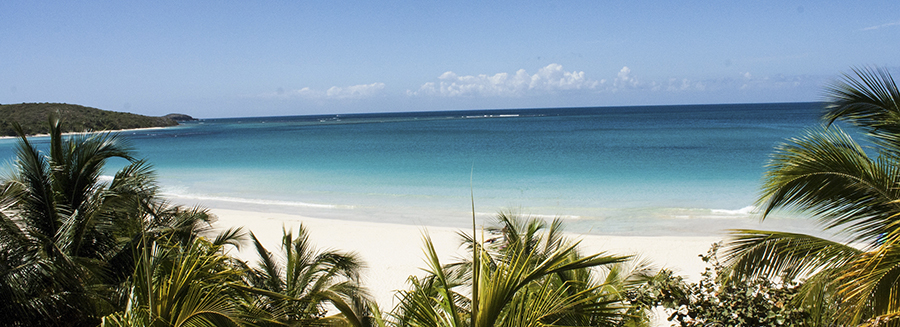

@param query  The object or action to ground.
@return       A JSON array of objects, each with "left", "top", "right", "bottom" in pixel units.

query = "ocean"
[{"left": 0, "top": 102, "right": 834, "bottom": 236}]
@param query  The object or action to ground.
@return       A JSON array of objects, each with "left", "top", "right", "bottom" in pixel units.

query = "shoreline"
[
  {"left": 208, "top": 207, "right": 722, "bottom": 310},
  {"left": 0, "top": 125, "right": 175, "bottom": 140},
  {"left": 164, "top": 194, "right": 822, "bottom": 238}
]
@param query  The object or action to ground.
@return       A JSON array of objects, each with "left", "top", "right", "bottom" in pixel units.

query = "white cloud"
[
  {"left": 613, "top": 66, "right": 640, "bottom": 90},
  {"left": 261, "top": 83, "right": 386, "bottom": 100},
  {"left": 409, "top": 63, "right": 600, "bottom": 97},
  {"left": 408, "top": 64, "right": 782, "bottom": 98},
  {"left": 863, "top": 20, "right": 900, "bottom": 31},
  {"left": 255, "top": 66, "right": 824, "bottom": 106},
  {"left": 325, "top": 82, "right": 386, "bottom": 99},
  {"left": 296, "top": 87, "right": 316, "bottom": 97}
]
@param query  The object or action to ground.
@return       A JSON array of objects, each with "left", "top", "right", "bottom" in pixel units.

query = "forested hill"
[{"left": 0, "top": 103, "right": 180, "bottom": 136}]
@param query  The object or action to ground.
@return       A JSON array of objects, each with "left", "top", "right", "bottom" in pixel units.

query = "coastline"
[
  {"left": 0, "top": 125, "right": 175, "bottom": 140},
  {"left": 209, "top": 207, "right": 722, "bottom": 310}
]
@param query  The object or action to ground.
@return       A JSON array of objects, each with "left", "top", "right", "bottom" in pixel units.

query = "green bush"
[{"left": 629, "top": 243, "right": 810, "bottom": 327}]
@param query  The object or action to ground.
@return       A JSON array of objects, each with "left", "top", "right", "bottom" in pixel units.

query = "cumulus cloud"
[
  {"left": 262, "top": 82, "right": 386, "bottom": 100},
  {"left": 406, "top": 64, "right": 763, "bottom": 98},
  {"left": 409, "top": 64, "right": 600, "bottom": 97},
  {"left": 253, "top": 65, "right": 823, "bottom": 105},
  {"left": 325, "top": 83, "right": 386, "bottom": 99},
  {"left": 613, "top": 66, "right": 640, "bottom": 90}
]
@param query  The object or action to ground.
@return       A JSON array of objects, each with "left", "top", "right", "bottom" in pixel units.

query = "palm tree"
[
  {"left": 0, "top": 116, "right": 151, "bottom": 326},
  {"left": 0, "top": 116, "right": 226, "bottom": 326},
  {"left": 100, "top": 235, "right": 249, "bottom": 327},
  {"left": 239, "top": 225, "right": 372, "bottom": 327},
  {"left": 386, "top": 212, "right": 649, "bottom": 327},
  {"left": 723, "top": 67, "right": 900, "bottom": 326}
]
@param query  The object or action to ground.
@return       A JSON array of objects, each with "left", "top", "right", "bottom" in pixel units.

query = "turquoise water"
[{"left": 0, "top": 103, "right": 832, "bottom": 236}]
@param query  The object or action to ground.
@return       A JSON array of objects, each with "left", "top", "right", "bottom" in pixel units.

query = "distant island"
[
  {"left": 0, "top": 103, "right": 194, "bottom": 137},
  {"left": 163, "top": 113, "right": 198, "bottom": 122}
]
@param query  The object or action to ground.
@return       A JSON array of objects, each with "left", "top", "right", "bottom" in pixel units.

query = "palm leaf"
[
  {"left": 759, "top": 126, "right": 900, "bottom": 244},
  {"left": 243, "top": 225, "right": 371, "bottom": 326},
  {"left": 724, "top": 230, "right": 863, "bottom": 282},
  {"left": 835, "top": 240, "right": 900, "bottom": 326},
  {"left": 212, "top": 227, "right": 245, "bottom": 249},
  {"left": 11, "top": 121, "right": 59, "bottom": 238},
  {"left": 824, "top": 66, "right": 900, "bottom": 155},
  {"left": 725, "top": 67, "right": 900, "bottom": 325},
  {"left": 420, "top": 232, "right": 464, "bottom": 327},
  {"left": 474, "top": 230, "right": 629, "bottom": 327}
]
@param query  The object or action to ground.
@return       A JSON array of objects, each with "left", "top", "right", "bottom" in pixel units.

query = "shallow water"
[{"left": 0, "top": 103, "right": 836, "bottom": 236}]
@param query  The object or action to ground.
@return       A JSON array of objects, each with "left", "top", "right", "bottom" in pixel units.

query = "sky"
[{"left": 1, "top": 1, "right": 899, "bottom": 118}]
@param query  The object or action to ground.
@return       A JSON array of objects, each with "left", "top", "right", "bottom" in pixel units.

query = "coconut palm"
[
  {"left": 239, "top": 225, "right": 372, "bottom": 327},
  {"left": 100, "top": 235, "right": 248, "bottom": 327},
  {"left": 473, "top": 213, "right": 662, "bottom": 326},
  {"left": 0, "top": 117, "right": 227, "bottom": 326},
  {"left": 387, "top": 212, "right": 646, "bottom": 327},
  {"left": 723, "top": 67, "right": 900, "bottom": 326},
  {"left": 0, "top": 117, "right": 152, "bottom": 326}
]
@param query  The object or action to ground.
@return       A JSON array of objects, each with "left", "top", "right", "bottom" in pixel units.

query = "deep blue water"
[{"left": 0, "top": 102, "right": 832, "bottom": 235}]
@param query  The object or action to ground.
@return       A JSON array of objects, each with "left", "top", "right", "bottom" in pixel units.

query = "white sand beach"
[
  {"left": 0, "top": 126, "right": 172, "bottom": 140},
  {"left": 210, "top": 208, "right": 723, "bottom": 311}
]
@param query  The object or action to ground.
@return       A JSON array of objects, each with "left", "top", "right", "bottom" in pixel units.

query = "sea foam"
[{"left": 710, "top": 205, "right": 757, "bottom": 215}]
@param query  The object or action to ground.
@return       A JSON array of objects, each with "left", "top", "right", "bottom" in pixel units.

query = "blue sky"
[{"left": 2, "top": 1, "right": 898, "bottom": 118}]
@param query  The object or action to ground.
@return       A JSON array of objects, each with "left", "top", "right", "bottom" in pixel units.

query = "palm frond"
[
  {"left": 759, "top": 126, "right": 900, "bottom": 244},
  {"left": 725, "top": 67, "right": 900, "bottom": 326},
  {"left": 48, "top": 118, "right": 134, "bottom": 216},
  {"left": 11, "top": 122, "right": 59, "bottom": 238},
  {"left": 824, "top": 66, "right": 900, "bottom": 155},
  {"left": 212, "top": 227, "right": 246, "bottom": 249},
  {"left": 420, "top": 232, "right": 464, "bottom": 327},
  {"left": 249, "top": 231, "right": 284, "bottom": 293},
  {"left": 724, "top": 230, "right": 863, "bottom": 282},
  {"left": 243, "top": 225, "right": 372, "bottom": 326},
  {"left": 835, "top": 241, "right": 900, "bottom": 326}
]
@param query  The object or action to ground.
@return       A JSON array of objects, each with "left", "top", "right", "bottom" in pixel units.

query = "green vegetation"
[
  {"left": 0, "top": 103, "right": 178, "bottom": 136},
  {"left": 630, "top": 244, "right": 810, "bottom": 327},
  {"left": 383, "top": 213, "right": 659, "bottom": 327},
  {"left": 722, "top": 66, "right": 900, "bottom": 326},
  {"left": 240, "top": 227, "right": 372, "bottom": 327},
  {"left": 164, "top": 113, "right": 197, "bottom": 122},
  {"left": 0, "top": 117, "right": 230, "bottom": 326}
]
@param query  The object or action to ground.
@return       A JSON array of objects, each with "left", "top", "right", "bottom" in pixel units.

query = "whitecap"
[{"left": 710, "top": 205, "right": 757, "bottom": 215}]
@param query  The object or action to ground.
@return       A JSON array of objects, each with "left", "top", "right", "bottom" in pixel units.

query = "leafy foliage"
[
  {"left": 239, "top": 226, "right": 372, "bottom": 327},
  {"left": 0, "top": 116, "right": 231, "bottom": 326},
  {"left": 639, "top": 243, "right": 811, "bottom": 327},
  {"left": 101, "top": 236, "right": 248, "bottom": 327},
  {"left": 722, "top": 66, "right": 900, "bottom": 326},
  {"left": 0, "top": 103, "right": 177, "bottom": 136},
  {"left": 383, "top": 212, "right": 652, "bottom": 327},
  {"left": 0, "top": 116, "right": 154, "bottom": 326}
]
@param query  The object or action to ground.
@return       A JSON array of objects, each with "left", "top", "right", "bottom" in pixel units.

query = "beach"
[
  {"left": 0, "top": 103, "right": 831, "bottom": 326},
  {"left": 0, "top": 104, "right": 821, "bottom": 308},
  {"left": 0, "top": 103, "right": 820, "bottom": 317},
  {"left": 0, "top": 125, "right": 171, "bottom": 140},
  {"left": 210, "top": 208, "right": 722, "bottom": 311}
]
